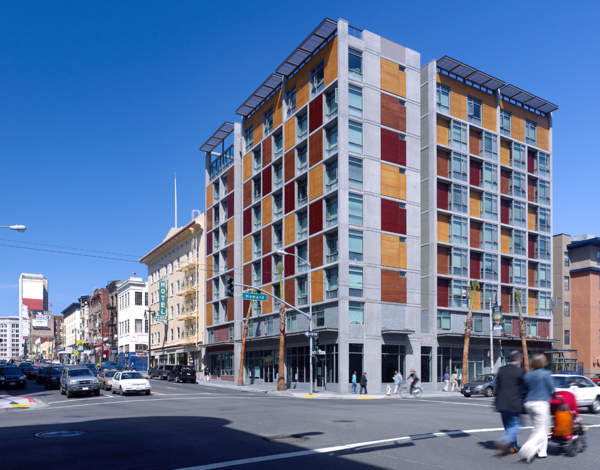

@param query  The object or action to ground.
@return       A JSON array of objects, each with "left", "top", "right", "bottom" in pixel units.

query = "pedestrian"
[
  {"left": 393, "top": 370, "right": 403, "bottom": 394},
  {"left": 443, "top": 371, "right": 450, "bottom": 391},
  {"left": 408, "top": 369, "right": 419, "bottom": 395},
  {"left": 451, "top": 370, "right": 459, "bottom": 392},
  {"left": 494, "top": 350, "right": 525, "bottom": 455},
  {"left": 518, "top": 354, "right": 555, "bottom": 463},
  {"left": 351, "top": 371, "right": 358, "bottom": 394},
  {"left": 130, "top": 362, "right": 137, "bottom": 371},
  {"left": 359, "top": 372, "right": 368, "bottom": 394},
  {"left": 204, "top": 365, "right": 210, "bottom": 381}
]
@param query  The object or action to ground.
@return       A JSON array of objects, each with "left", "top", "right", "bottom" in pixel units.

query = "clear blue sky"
[{"left": 0, "top": 0, "right": 597, "bottom": 315}]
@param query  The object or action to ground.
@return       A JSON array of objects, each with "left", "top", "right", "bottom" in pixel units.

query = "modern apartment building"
[
  {"left": 201, "top": 18, "right": 421, "bottom": 391},
  {"left": 420, "top": 57, "right": 557, "bottom": 384},
  {"left": 117, "top": 277, "right": 148, "bottom": 369},
  {"left": 554, "top": 233, "right": 600, "bottom": 375},
  {"left": 140, "top": 214, "right": 205, "bottom": 370},
  {"left": 0, "top": 316, "right": 20, "bottom": 360}
]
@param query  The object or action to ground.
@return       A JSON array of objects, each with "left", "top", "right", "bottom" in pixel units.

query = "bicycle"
[{"left": 400, "top": 381, "right": 422, "bottom": 398}]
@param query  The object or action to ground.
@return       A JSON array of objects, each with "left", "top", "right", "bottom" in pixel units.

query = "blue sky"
[{"left": 0, "top": 0, "right": 598, "bottom": 315}]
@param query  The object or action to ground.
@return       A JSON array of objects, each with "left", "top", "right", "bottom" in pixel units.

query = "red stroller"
[{"left": 549, "top": 391, "right": 586, "bottom": 456}]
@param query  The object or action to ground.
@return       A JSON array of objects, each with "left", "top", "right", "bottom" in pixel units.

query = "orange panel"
[
  {"left": 437, "top": 117, "right": 448, "bottom": 146},
  {"left": 309, "top": 164, "right": 323, "bottom": 201},
  {"left": 243, "top": 152, "right": 252, "bottom": 181},
  {"left": 206, "top": 184, "right": 213, "bottom": 209},
  {"left": 227, "top": 218, "right": 234, "bottom": 245},
  {"left": 243, "top": 235, "right": 252, "bottom": 264},
  {"left": 284, "top": 119, "right": 295, "bottom": 151},
  {"left": 312, "top": 269, "right": 323, "bottom": 303},
  {"left": 284, "top": 214, "right": 295, "bottom": 246},
  {"left": 206, "top": 303, "right": 213, "bottom": 327},
  {"left": 262, "top": 195, "right": 272, "bottom": 226}
]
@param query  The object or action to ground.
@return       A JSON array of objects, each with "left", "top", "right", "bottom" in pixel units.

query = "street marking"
[
  {"left": 300, "top": 395, "right": 315, "bottom": 398},
  {"left": 358, "top": 397, "right": 374, "bottom": 399},
  {"left": 151, "top": 392, "right": 166, "bottom": 395},
  {"left": 11, "top": 404, "right": 29, "bottom": 407},
  {"left": 416, "top": 399, "right": 493, "bottom": 408},
  {"left": 175, "top": 424, "right": 600, "bottom": 470}
]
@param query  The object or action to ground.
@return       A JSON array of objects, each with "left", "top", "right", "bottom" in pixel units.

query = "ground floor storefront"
[{"left": 149, "top": 344, "right": 202, "bottom": 371}]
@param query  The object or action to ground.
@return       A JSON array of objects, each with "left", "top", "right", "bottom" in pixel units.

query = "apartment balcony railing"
[
  {"left": 179, "top": 281, "right": 198, "bottom": 296},
  {"left": 178, "top": 305, "right": 198, "bottom": 321},
  {"left": 177, "top": 334, "right": 198, "bottom": 345},
  {"left": 177, "top": 256, "right": 199, "bottom": 272}
]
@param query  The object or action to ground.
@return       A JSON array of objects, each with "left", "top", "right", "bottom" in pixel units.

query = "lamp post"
[
  {"left": 277, "top": 249, "right": 314, "bottom": 395},
  {"left": 144, "top": 309, "right": 155, "bottom": 375},
  {"left": 0, "top": 225, "right": 26, "bottom": 232}
]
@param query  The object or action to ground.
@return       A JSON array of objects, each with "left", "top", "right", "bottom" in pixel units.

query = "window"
[
  {"left": 347, "top": 48, "right": 364, "bottom": 81},
  {"left": 451, "top": 279, "right": 468, "bottom": 308},
  {"left": 597, "top": 250, "right": 600, "bottom": 265},
  {"left": 273, "top": 193, "right": 283, "bottom": 220},
  {"left": 451, "top": 216, "right": 468, "bottom": 245},
  {"left": 253, "top": 262, "right": 261, "bottom": 287},
  {"left": 297, "top": 211, "right": 308, "bottom": 240},
  {"left": 297, "top": 113, "right": 308, "bottom": 141},
  {"left": 135, "top": 319, "right": 142, "bottom": 333},
  {"left": 535, "top": 151, "right": 550, "bottom": 178},
  {"left": 483, "top": 223, "right": 498, "bottom": 250},
  {"left": 214, "top": 205, "right": 221, "bottom": 225},
  {"left": 170, "top": 283, "right": 174, "bottom": 297},
  {"left": 325, "top": 161, "right": 338, "bottom": 191},
  {"left": 450, "top": 183, "right": 468, "bottom": 213},
  {"left": 437, "top": 311, "right": 451, "bottom": 330},
  {"left": 325, "top": 89, "right": 338, "bottom": 120},
  {"left": 272, "top": 254, "right": 282, "bottom": 281},
  {"left": 482, "top": 162, "right": 497, "bottom": 190},
  {"left": 467, "top": 96, "right": 482, "bottom": 125},
  {"left": 539, "top": 292, "right": 551, "bottom": 316},
  {"left": 451, "top": 248, "right": 467, "bottom": 276},
  {"left": 564, "top": 301, "right": 570, "bottom": 317},
  {"left": 273, "top": 223, "right": 283, "bottom": 249},
  {"left": 512, "top": 259, "right": 526, "bottom": 285},
  {"left": 537, "top": 208, "right": 550, "bottom": 233},
  {"left": 253, "top": 177, "right": 261, "bottom": 201},
  {"left": 451, "top": 152, "right": 467, "bottom": 182},
  {"left": 483, "top": 253, "right": 498, "bottom": 280},
  {"left": 349, "top": 302, "right": 364, "bottom": 324},
  {"left": 253, "top": 234, "right": 261, "bottom": 259},
  {"left": 263, "top": 108, "right": 273, "bottom": 137},
  {"left": 503, "top": 320, "right": 512, "bottom": 335},
  {"left": 297, "top": 146, "right": 308, "bottom": 175},
  {"left": 511, "top": 171, "right": 526, "bottom": 199},
  {"left": 451, "top": 120, "right": 467, "bottom": 150},
  {"left": 481, "top": 132, "right": 497, "bottom": 160},
  {"left": 510, "top": 201, "right": 527, "bottom": 227},
  {"left": 564, "top": 330, "right": 570, "bottom": 345},
  {"left": 314, "top": 308, "right": 325, "bottom": 327},
  {"left": 253, "top": 205, "right": 261, "bottom": 230},
  {"left": 483, "top": 284, "right": 497, "bottom": 310},
  {"left": 273, "top": 162, "right": 283, "bottom": 189},
  {"left": 564, "top": 276, "right": 570, "bottom": 291},
  {"left": 349, "top": 121, "right": 363, "bottom": 153},
  {"left": 297, "top": 179, "right": 308, "bottom": 207},
  {"left": 348, "top": 157, "right": 363, "bottom": 189},
  {"left": 536, "top": 180, "right": 550, "bottom": 205},
  {"left": 297, "top": 277, "right": 308, "bottom": 306},
  {"left": 253, "top": 149, "right": 261, "bottom": 172},
  {"left": 326, "top": 232, "right": 338, "bottom": 263},
  {"left": 349, "top": 193, "right": 363, "bottom": 225},
  {"left": 538, "top": 236, "right": 551, "bottom": 260},
  {"left": 325, "top": 125, "right": 338, "bottom": 157},
  {"left": 525, "top": 120, "right": 537, "bottom": 145},
  {"left": 349, "top": 85, "right": 363, "bottom": 117},
  {"left": 273, "top": 283, "right": 282, "bottom": 310},
  {"left": 511, "top": 143, "right": 526, "bottom": 170},
  {"left": 245, "top": 125, "right": 253, "bottom": 152},
  {"left": 273, "top": 132, "right": 283, "bottom": 159},
  {"left": 326, "top": 196, "right": 338, "bottom": 227},
  {"left": 135, "top": 292, "right": 142, "bottom": 306},
  {"left": 297, "top": 244, "right": 308, "bottom": 273},
  {"left": 326, "top": 267, "right": 338, "bottom": 299},
  {"left": 177, "top": 279, "right": 182, "bottom": 293},
  {"left": 309, "top": 61, "right": 325, "bottom": 97},
  {"left": 213, "top": 181, "right": 220, "bottom": 202},
  {"left": 286, "top": 313, "right": 297, "bottom": 331},
  {"left": 286, "top": 86, "right": 296, "bottom": 118},
  {"left": 539, "top": 264, "right": 551, "bottom": 288},
  {"left": 526, "top": 319, "right": 537, "bottom": 337},
  {"left": 349, "top": 230, "right": 363, "bottom": 261},
  {"left": 349, "top": 267, "right": 363, "bottom": 297},
  {"left": 500, "top": 110, "right": 511, "bottom": 136},
  {"left": 473, "top": 314, "right": 483, "bottom": 333},
  {"left": 436, "top": 84, "right": 450, "bottom": 113},
  {"left": 564, "top": 252, "right": 570, "bottom": 267},
  {"left": 483, "top": 193, "right": 498, "bottom": 220}
]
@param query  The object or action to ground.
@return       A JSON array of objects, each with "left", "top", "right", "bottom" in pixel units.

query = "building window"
[
  {"left": 348, "top": 157, "right": 363, "bottom": 189},
  {"left": 483, "top": 284, "right": 497, "bottom": 310},
  {"left": 503, "top": 320, "right": 512, "bottom": 335},
  {"left": 297, "top": 113, "right": 308, "bottom": 141},
  {"left": 525, "top": 120, "right": 537, "bottom": 145},
  {"left": 483, "top": 253, "right": 498, "bottom": 281},
  {"left": 326, "top": 196, "right": 338, "bottom": 228},
  {"left": 526, "top": 319, "right": 537, "bottom": 337},
  {"left": 451, "top": 152, "right": 467, "bottom": 182},
  {"left": 564, "top": 252, "right": 570, "bottom": 267},
  {"left": 564, "top": 330, "right": 570, "bottom": 345},
  {"left": 297, "top": 211, "right": 308, "bottom": 240},
  {"left": 483, "top": 223, "right": 498, "bottom": 250},
  {"left": 450, "top": 183, "right": 468, "bottom": 213},
  {"left": 537, "top": 208, "right": 551, "bottom": 233},
  {"left": 273, "top": 283, "right": 282, "bottom": 310},
  {"left": 564, "top": 301, "right": 570, "bottom": 317},
  {"left": 451, "top": 120, "right": 467, "bottom": 150},
  {"left": 349, "top": 121, "right": 363, "bottom": 153},
  {"left": 286, "top": 313, "right": 297, "bottom": 331},
  {"left": 253, "top": 149, "right": 261, "bottom": 173},
  {"left": 512, "top": 259, "right": 527, "bottom": 285},
  {"left": 467, "top": 96, "right": 482, "bottom": 125},
  {"left": 511, "top": 171, "right": 526, "bottom": 199},
  {"left": 349, "top": 84, "right": 363, "bottom": 117},
  {"left": 253, "top": 205, "right": 261, "bottom": 231},
  {"left": 252, "top": 262, "right": 261, "bottom": 287},
  {"left": 482, "top": 162, "right": 498, "bottom": 190},
  {"left": 510, "top": 201, "right": 527, "bottom": 228},
  {"left": 273, "top": 223, "right": 283, "bottom": 250},
  {"left": 481, "top": 131, "right": 497, "bottom": 160},
  {"left": 437, "top": 310, "right": 451, "bottom": 330},
  {"left": 325, "top": 89, "right": 338, "bottom": 120},
  {"left": 348, "top": 48, "right": 363, "bottom": 82},
  {"left": 511, "top": 143, "right": 526, "bottom": 170},
  {"left": 326, "top": 267, "right": 338, "bottom": 299},
  {"left": 314, "top": 308, "right": 325, "bottom": 327},
  {"left": 213, "top": 181, "right": 220, "bottom": 202},
  {"left": 536, "top": 180, "right": 551, "bottom": 206},
  {"left": 135, "top": 319, "right": 142, "bottom": 333},
  {"left": 473, "top": 314, "right": 483, "bottom": 333},
  {"left": 135, "top": 292, "right": 142, "bottom": 306},
  {"left": 500, "top": 110, "right": 511, "bottom": 136},
  {"left": 309, "top": 61, "right": 325, "bottom": 97},
  {"left": 450, "top": 216, "right": 468, "bottom": 245},
  {"left": 273, "top": 193, "right": 283, "bottom": 220},
  {"left": 297, "top": 244, "right": 308, "bottom": 273},
  {"left": 286, "top": 86, "right": 296, "bottom": 118},
  {"left": 263, "top": 108, "right": 273, "bottom": 137},
  {"left": 297, "top": 277, "right": 308, "bottom": 306},
  {"left": 349, "top": 230, "right": 363, "bottom": 261},
  {"left": 564, "top": 276, "right": 570, "bottom": 291},
  {"left": 325, "top": 126, "right": 338, "bottom": 157},
  {"left": 539, "top": 292, "right": 551, "bottom": 316},
  {"left": 297, "top": 179, "right": 308, "bottom": 207},
  {"left": 539, "top": 264, "right": 551, "bottom": 288},
  {"left": 349, "top": 193, "right": 363, "bottom": 225},
  {"left": 436, "top": 84, "right": 450, "bottom": 114},
  {"left": 451, "top": 279, "right": 468, "bottom": 308},
  {"left": 538, "top": 236, "right": 551, "bottom": 260},
  {"left": 297, "top": 146, "right": 308, "bottom": 175},
  {"left": 483, "top": 193, "right": 498, "bottom": 221},
  {"left": 349, "top": 301, "right": 364, "bottom": 324},
  {"left": 535, "top": 151, "right": 550, "bottom": 178},
  {"left": 326, "top": 232, "right": 338, "bottom": 263},
  {"left": 273, "top": 132, "right": 283, "bottom": 159},
  {"left": 349, "top": 267, "right": 363, "bottom": 297},
  {"left": 253, "top": 234, "right": 261, "bottom": 259},
  {"left": 451, "top": 247, "right": 468, "bottom": 276},
  {"left": 245, "top": 125, "right": 253, "bottom": 152},
  {"left": 273, "top": 162, "right": 283, "bottom": 189},
  {"left": 325, "top": 161, "right": 338, "bottom": 192}
]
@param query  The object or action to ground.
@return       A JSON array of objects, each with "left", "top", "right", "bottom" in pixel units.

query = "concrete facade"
[
  {"left": 0, "top": 316, "right": 20, "bottom": 360},
  {"left": 117, "top": 277, "right": 149, "bottom": 368}
]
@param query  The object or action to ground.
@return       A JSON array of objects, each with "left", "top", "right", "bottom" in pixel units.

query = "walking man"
[
  {"left": 494, "top": 350, "right": 525, "bottom": 455},
  {"left": 359, "top": 372, "right": 368, "bottom": 394},
  {"left": 393, "top": 370, "right": 403, "bottom": 394},
  {"left": 450, "top": 370, "right": 459, "bottom": 392},
  {"left": 203, "top": 365, "right": 210, "bottom": 381},
  {"left": 351, "top": 371, "right": 358, "bottom": 394},
  {"left": 443, "top": 371, "right": 450, "bottom": 391}
]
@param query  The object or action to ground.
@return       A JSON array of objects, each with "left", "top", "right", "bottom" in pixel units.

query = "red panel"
[
  {"left": 214, "top": 325, "right": 230, "bottom": 343},
  {"left": 381, "top": 128, "right": 405, "bottom": 165},
  {"left": 527, "top": 150, "right": 536, "bottom": 174},
  {"left": 398, "top": 139, "right": 406, "bottom": 166},
  {"left": 284, "top": 246, "right": 295, "bottom": 277},
  {"left": 262, "top": 256, "right": 272, "bottom": 285},
  {"left": 398, "top": 207, "right": 407, "bottom": 235},
  {"left": 437, "top": 278, "right": 449, "bottom": 308},
  {"left": 262, "top": 167, "right": 272, "bottom": 196},
  {"left": 22, "top": 299, "right": 44, "bottom": 310},
  {"left": 528, "top": 234, "right": 536, "bottom": 259},
  {"left": 207, "top": 231, "right": 213, "bottom": 254},
  {"left": 512, "top": 318, "right": 519, "bottom": 335},
  {"left": 243, "top": 208, "right": 251, "bottom": 236},
  {"left": 470, "top": 252, "right": 481, "bottom": 280},
  {"left": 500, "top": 199, "right": 510, "bottom": 225},
  {"left": 227, "top": 192, "right": 234, "bottom": 219},
  {"left": 309, "top": 199, "right": 323, "bottom": 235},
  {"left": 309, "top": 93, "right": 323, "bottom": 133},
  {"left": 501, "top": 257, "right": 510, "bottom": 284},
  {"left": 538, "top": 320, "right": 550, "bottom": 338},
  {"left": 437, "top": 182, "right": 449, "bottom": 210},
  {"left": 469, "top": 160, "right": 481, "bottom": 187},
  {"left": 381, "top": 198, "right": 401, "bottom": 234},
  {"left": 284, "top": 182, "right": 295, "bottom": 214}
]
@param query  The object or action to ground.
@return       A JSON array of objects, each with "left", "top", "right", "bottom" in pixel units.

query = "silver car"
[{"left": 60, "top": 366, "right": 100, "bottom": 398}]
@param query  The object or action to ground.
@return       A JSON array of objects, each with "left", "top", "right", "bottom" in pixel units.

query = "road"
[{"left": 1, "top": 377, "right": 599, "bottom": 469}]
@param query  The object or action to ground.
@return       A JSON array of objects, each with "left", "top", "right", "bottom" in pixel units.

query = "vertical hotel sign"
[{"left": 156, "top": 276, "right": 168, "bottom": 324}]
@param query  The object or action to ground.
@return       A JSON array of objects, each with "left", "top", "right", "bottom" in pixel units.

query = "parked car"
[
  {"left": 0, "top": 365, "right": 27, "bottom": 389},
  {"left": 17, "top": 362, "right": 32, "bottom": 375},
  {"left": 167, "top": 365, "right": 197, "bottom": 383},
  {"left": 101, "top": 361, "right": 126, "bottom": 371},
  {"left": 149, "top": 364, "right": 175, "bottom": 380},
  {"left": 80, "top": 363, "right": 99, "bottom": 376},
  {"left": 111, "top": 371, "right": 151, "bottom": 396},
  {"left": 60, "top": 366, "right": 100, "bottom": 398},
  {"left": 591, "top": 374, "right": 600, "bottom": 385},
  {"left": 555, "top": 370, "right": 580, "bottom": 375},
  {"left": 44, "top": 365, "right": 65, "bottom": 389},
  {"left": 27, "top": 364, "right": 43, "bottom": 380},
  {"left": 98, "top": 369, "right": 117, "bottom": 391},
  {"left": 35, "top": 366, "right": 49, "bottom": 384},
  {"left": 461, "top": 374, "right": 497, "bottom": 398},
  {"left": 553, "top": 374, "right": 600, "bottom": 413}
]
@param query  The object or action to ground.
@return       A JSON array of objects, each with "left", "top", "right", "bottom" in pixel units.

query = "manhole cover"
[
  {"left": 264, "top": 434, "right": 309, "bottom": 442},
  {"left": 36, "top": 430, "right": 86, "bottom": 438},
  {"left": 332, "top": 420, "right": 354, "bottom": 423}
]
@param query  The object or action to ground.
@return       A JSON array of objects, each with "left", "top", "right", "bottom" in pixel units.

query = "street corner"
[{"left": 0, "top": 394, "right": 38, "bottom": 410}]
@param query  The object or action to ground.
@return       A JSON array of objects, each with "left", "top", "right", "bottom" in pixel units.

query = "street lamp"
[
  {"left": 0, "top": 225, "right": 26, "bottom": 232},
  {"left": 276, "top": 249, "right": 314, "bottom": 395}
]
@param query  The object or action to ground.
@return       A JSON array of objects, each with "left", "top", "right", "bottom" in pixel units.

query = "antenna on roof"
[{"left": 174, "top": 173, "right": 178, "bottom": 228}]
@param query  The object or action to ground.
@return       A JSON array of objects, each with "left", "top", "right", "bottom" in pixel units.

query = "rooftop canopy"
[
  {"left": 199, "top": 122, "right": 235, "bottom": 153},
  {"left": 437, "top": 56, "right": 505, "bottom": 91},
  {"left": 500, "top": 84, "right": 559, "bottom": 114}
]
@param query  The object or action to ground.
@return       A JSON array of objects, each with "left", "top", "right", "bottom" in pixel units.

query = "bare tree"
[
  {"left": 514, "top": 289, "right": 530, "bottom": 372},
  {"left": 461, "top": 280, "right": 480, "bottom": 387},
  {"left": 276, "top": 262, "right": 286, "bottom": 391},
  {"left": 237, "top": 290, "right": 256, "bottom": 386}
]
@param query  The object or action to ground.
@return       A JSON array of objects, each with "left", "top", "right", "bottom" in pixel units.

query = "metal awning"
[
  {"left": 200, "top": 122, "right": 235, "bottom": 153},
  {"left": 437, "top": 56, "right": 505, "bottom": 90},
  {"left": 381, "top": 328, "right": 415, "bottom": 335},
  {"left": 235, "top": 74, "right": 283, "bottom": 117},
  {"left": 501, "top": 84, "right": 558, "bottom": 113}
]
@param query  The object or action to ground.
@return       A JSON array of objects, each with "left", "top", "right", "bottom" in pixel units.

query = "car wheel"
[
  {"left": 21, "top": 381, "right": 27, "bottom": 390},
  {"left": 94, "top": 390, "right": 100, "bottom": 396},
  {"left": 485, "top": 387, "right": 494, "bottom": 398},
  {"left": 145, "top": 390, "right": 150, "bottom": 395},
  {"left": 589, "top": 396, "right": 600, "bottom": 414},
  {"left": 112, "top": 387, "right": 116, "bottom": 394},
  {"left": 67, "top": 388, "right": 72, "bottom": 399},
  {"left": 464, "top": 393, "right": 471, "bottom": 398},
  {"left": 119, "top": 386, "right": 124, "bottom": 396}
]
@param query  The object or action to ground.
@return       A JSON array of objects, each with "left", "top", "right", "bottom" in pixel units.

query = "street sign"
[
  {"left": 305, "top": 331, "right": 318, "bottom": 338},
  {"left": 315, "top": 350, "right": 325, "bottom": 355},
  {"left": 242, "top": 293, "right": 267, "bottom": 301}
]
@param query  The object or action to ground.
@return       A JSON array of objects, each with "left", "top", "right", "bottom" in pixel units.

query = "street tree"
[
  {"left": 514, "top": 289, "right": 530, "bottom": 372},
  {"left": 461, "top": 280, "right": 480, "bottom": 387},
  {"left": 276, "top": 262, "right": 286, "bottom": 391},
  {"left": 237, "top": 290, "right": 256, "bottom": 386}
]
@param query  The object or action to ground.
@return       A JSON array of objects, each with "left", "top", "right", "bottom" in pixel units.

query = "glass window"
[
  {"left": 349, "top": 121, "right": 363, "bottom": 153},
  {"left": 483, "top": 284, "right": 497, "bottom": 310},
  {"left": 349, "top": 193, "right": 363, "bottom": 225},
  {"left": 511, "top": 171, "right": 526, "bottom": 199},
  {"left": 525, "top": 120, "right": 537, "bottom": 145},
  {"left": 272, "top": 254, "right": 282, "bottom": 281},
  {"left": 273, "top": 133, "right": 283, "bottom": 159},
  {"left": 253, "top": 205, "right": 261, "bottom": 230},
  {"left": 481, "top": 132, "right": 497, "bottom": 160},
  {"left": 213, "top": 181, "right": 220, "bottom": 202},
  {"left": 537, "top": 208, "right": 551, "bottom": 233},
  {"left": 564, "top": 251, "right": 570, "bottom": 267},
  {"left": 503, "top": 319, "right": 512, "bottom": 335},
  {"left": 297, "top": 180, "right": 308, "bottom": 207},
  {"left": 349, "top": 266, "right": 363, "bottom": 297},
  {"left": 451, "top": 120, "right": 467, "bottom": 150},
  {"left": 297, "top": 244, "right": 308, "bottom": 273},
  {"left": 348, "top": 49, "right": 362, "bottom": 82},
  {"left": 564, "top": 301, "right": 570, "bottom": 317},
  {"left": 273, "top": 223, "right": 283, "bottom": 249},
  {"left": 297, "top": 113, "right": 308, "bottom": 141},
  {"left": 213, "top": 304, "right": 219, "bottom": 324},
  {"left": 467, "top": 96, "right": 482, "bottom": 125},
  {"left": 263, "top": 108, "right": 273, "bottom": 137},
  {"left": 536, "top": 151, "right": 550, "bottom": 178},
  {"left": 245, "top": 125, "right": 253, "bottom": 152},
  {"left": 511, "top": 143, "right": 526, "bottom": 170},
  {"left": 315, "top": 308, "right": 325, "bottom": 327},
  {"left": 297, "top": 211, "right": 308, "bottom": 240},
  {"left": 473, "top": 314, "right": 483, "bottom": 333},
  {"left": 451, "top": 152, "right": 467, "bottom": 182},
  {"left": 450, "top": 183, "right": 468, "bottom": 213},
  {"left": 326, "top": 89, "right": 338, "bottom": 120},
  {"left": 483, "top": 193, "right": 498, "bottom": 221},
  {"left": 511, "top": 259, "right": 526, "bottom": 285},
  {"left": 482, "top": 162, "right": 497, "bottom": 190},
  {"left": 349, "top": 302, "right": 364, "bottom": 324},
  {"left": 349, "top": 157, "right": 363, "bottom": 189},
  {"left": 349, "top": 230, "right": 363, "bottom": 261},
  {"left": 253, "top": 177, "right": 261, "bottom": 201},
  {"left": 253, "top": 234, "right": 261, "bottom": 259},
  {"left": 564, "top": 276, "right": 570, "bottom": 291},
  {"left": 286, "top": 313, "right": 296, "bottom": 331},
  {"left": 253, "top": 149, "right": 261, "bottom": 172},
  {"left": 436, "top": 84, "right": 450, "bottom": 114},
  {"left": 310, "top": 61, "right": 325, "bottom": 97},
  {"left": 325, "top": 126, "right": 338, "bottom": 157},
  {"left": 451, "top": 216, "right": 468, "bottom": 245},
  {"left": 483, "top": 223, "right": 498, "bottom": 250},
  {"left": 297, "top": 277, "right": 308, "bottom": 306},
  {"left": 539, "top": 292, "right": 551, "bottom": 316},
  {"left": 483, "top": 253, "right": 498, "bottom": 280},
  {"left": 286, "top": 86, "right": 296, "bottom": 118},
  {"left": 326, "top": 232, "right": 338, "bottom": 263},
  {"left": 273, "top": 283, "right": 282, "bottom": 309},
  {"left": 452, "top": 248, "right": 467, "bottom": 276},
  {"left": 451, "top": 279, "right": 468, "bottom": 308},
  {"left": 326, "top": 267, "right": 338, "bottom": 299},
  {"left": 538, "top": 236, "right": 551, "bottom": 260},
  {"left": 297, "top": 147, "right": 308, "bottom": 175},
  {"left": 273, "top": 193, "right": 283, "bottom": 220},
  {"left": 500, "top": 110, "right": 511, "bottom": 136},
  {"left": 437, "top": 310, "right": 451, "bottom": 330},
  {"left": 326, "top": 196, "right": 338, "bottom": 228},
  {"left": 253, "top": 262, "right": 261, "bottom": 286},
  {"left": 564, "top": 330, "right": 570, "bottom": 345},
  {"left": 273, "top": 162, "right": 283, "bottom": 189},
  {"left": 349, "top": 85, "right": 363, "bottom": 117},
  {"left": 536, "top": 180, "right": 551, "bottom": 205},
  {"left": 539, "top": 264, "right": 551, "bottom": 288},
  {"left": 526, "top": 319, "right": 537, "bottom": 337},
  {"left": 325, "top": 161, "right": 338, "bottom": 191}
]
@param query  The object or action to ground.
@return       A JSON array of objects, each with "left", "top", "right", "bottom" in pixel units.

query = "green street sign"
[
  {"left": 156, "top": 275, "right": 168, "bottom": 324},
  {"left": 242, "top": 293, "right": 267, "bottom": 301}
]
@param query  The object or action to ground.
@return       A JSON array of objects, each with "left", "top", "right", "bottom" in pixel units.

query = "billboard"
[
  {"left": 32, "top": 313, "right": 50, "bottom": 328},
  {"left": 22, "top": 278, "right": 46, "bottom": 311}
]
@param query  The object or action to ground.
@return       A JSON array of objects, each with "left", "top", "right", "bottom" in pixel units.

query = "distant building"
[
  {"left": 18, "top": 273, "right": 49, "bottom": 356},
  {"left": 106, "top": 280, "right": 120, "bottom": 362},
  {"left": 0, "top": 316, "right": 20, "bottom": 360},
  {"left": 116, "top": 277, "right": 148, "bottom": 369},
  {"left": 61, "top": 302, "right": 82, "bottom": 364}
]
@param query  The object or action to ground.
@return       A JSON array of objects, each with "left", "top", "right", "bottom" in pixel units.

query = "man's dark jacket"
[
  {"left": 359, "top": 374, "right": 367, "bottom": 386},
  {"left": 495, "top": 363, "right": 525, "bottom": 413}
]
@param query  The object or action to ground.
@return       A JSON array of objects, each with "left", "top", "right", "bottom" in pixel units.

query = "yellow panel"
[
  {"left": 323, "top": 36, "right": 338, "bottom": 89},
  {"left": 472, "top": 289, "right": 481, "bottom": 311},
  {"left": 262, "top": 195, "right": 272, "bottom": 226},
  {"left": 309, "top": 164, "right": 323, "bottom": 201},
  {"left": 206, "top": 303, "right": 212, "bottom": 327},
  {"left": 284, "top": 118, "right": 295, "bottom": 151},
  {"left": 537, "top": 121, "right": 550, "bottom": 151},
  {"left": 284, "top": 214, "right": 295, "bottom": 245},
  {"left": 398, "top": 70, "right": 406, "bottom": 98},
  {"left": 528, "top": 206, "right": 536, "bottom": 231},
  {"left": 528, "top": 292, "right": 536, "bottom": 316},
  {"left": 500, "top": 140, "right": 510, "bottom": 166},
  {"left": 501, "top": 228, "right": 510, "bottom": 255},
  {"left": 263, "top": 284, "right": 273, "bottom": 314},
  {"left": 206, "top": 184, "right": 213, "bottom": 209},
  {"left": 470, "top": 190, "right": 481, "bottom": 218},
  {"left": 381, "top": 58, "right": 404, "bottom": 97},
  {"left": 243, "top": 152, "right": 252, "bottom": 181},
  {"left": 399, "top": 173, "right": 407, "bottom": 201},
  {"left": 381, "top": 163, "right": 400, "bottom": 199},
  {"left": 437, "top": 117, "right": 448, "bottom": 146},
  {"left": 437, "top": 214, "right": 449, "bottom": 242},
  {"left": 399, "top": 241, "right": 407, "bottom": 270},
  {"left": 243, "top": 236, "right": 252, "bottom": 264},
  {"left": 227, "top": 218, "right": 234, "bottom": 245},
  {"left": 312, "top": 269, "right": 323, "bottom": 303},
  {"left": 381, "top": 233, "right": 400, "bottom": 268},
  {"left": 481, "top": 93, "right": 496, "bottom": 132}
]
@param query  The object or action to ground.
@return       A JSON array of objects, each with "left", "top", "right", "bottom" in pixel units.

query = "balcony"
[
  {"left": 177, "top": 334, "right": 198, "bottom": 345},
  {"left": 179, "top": 281, "right": 198, "bottom": 296},
  {"left": 178, "top": 304, "right": 198, "bottom": 321},
  {"left": 177, "top": 256, "right": 199, "bottom": 272}
]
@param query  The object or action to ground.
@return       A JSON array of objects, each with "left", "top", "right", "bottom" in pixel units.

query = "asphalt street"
[{"left": 1, "top": 377, "right": 599, "bottom": 470}]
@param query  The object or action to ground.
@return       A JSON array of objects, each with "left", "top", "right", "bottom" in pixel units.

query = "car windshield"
[
  {"left": 83, "top": 364, "right": 98, "bottom": 371},
  {"left": 164, "top": 365, "right": 175, "bottom": 370},
  {"left": 39, "top": 366, "right": 48, "bottom": 373},
  {"left": 473, "top": 375, "right": 493, "bottom": 383},
  {"left": 105, "top": 371, "right": 117, "bottom": 377},
  {"left": 51, "top": 368, "right": 64, "bottom": 376},
  {"left": 69, "top": 369, "right": 93, "bottom": 377},
  {"left": 182, "top": 367, "right": 195, "bottom": 372},
  {"left": 20, "top": 363, "right": 32, "bottom": 368},
  {"left": 121, "top": 372, "right": 143, "bottom": 380},
  {"left": 2, "top": 367, "right": 21, "bottom": 374}
]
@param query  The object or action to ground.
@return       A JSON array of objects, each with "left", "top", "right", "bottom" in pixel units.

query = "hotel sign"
[{"left": 156, "top": 275, "right": 168, "bottom": 324}]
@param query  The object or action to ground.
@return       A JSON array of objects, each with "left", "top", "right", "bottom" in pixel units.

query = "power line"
[
  {"left": 0, "top": 243, "right": 138, "bottom": 263},
  {"left": 0, "top": 238, "right": 140, "bottom": 258}
]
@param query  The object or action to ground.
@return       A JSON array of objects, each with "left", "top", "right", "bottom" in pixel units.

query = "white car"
[
  {"left": 111, "top": 371, "right": 151, "bottom": 396},
  {"left": 553, "top": 374, "right": 600, "bottom": 414}
]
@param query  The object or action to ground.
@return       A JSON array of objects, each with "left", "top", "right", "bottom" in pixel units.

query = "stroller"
[{"left": 549, "top": 391, "right": 586, "bottom": 456}]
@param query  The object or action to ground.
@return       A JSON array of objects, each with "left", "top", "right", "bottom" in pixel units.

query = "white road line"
[
  {"left": 176, "top": 425, "right": 600, "bottom": 470},
  {"left": 417, "top": 399, "right": 493, "bottom": 408}
]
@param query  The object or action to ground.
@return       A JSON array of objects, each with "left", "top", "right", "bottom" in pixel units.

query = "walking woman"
[{"left": 519, "top": 354, "right": 555, "bottom": 463}]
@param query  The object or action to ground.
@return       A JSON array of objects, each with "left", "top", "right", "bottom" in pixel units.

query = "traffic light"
[
  {"left": 226, "top": 277, "right": 234, "bottom": 297},
  {"left": 315, "top": 337, "right": 320, "bottom": 351}
]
